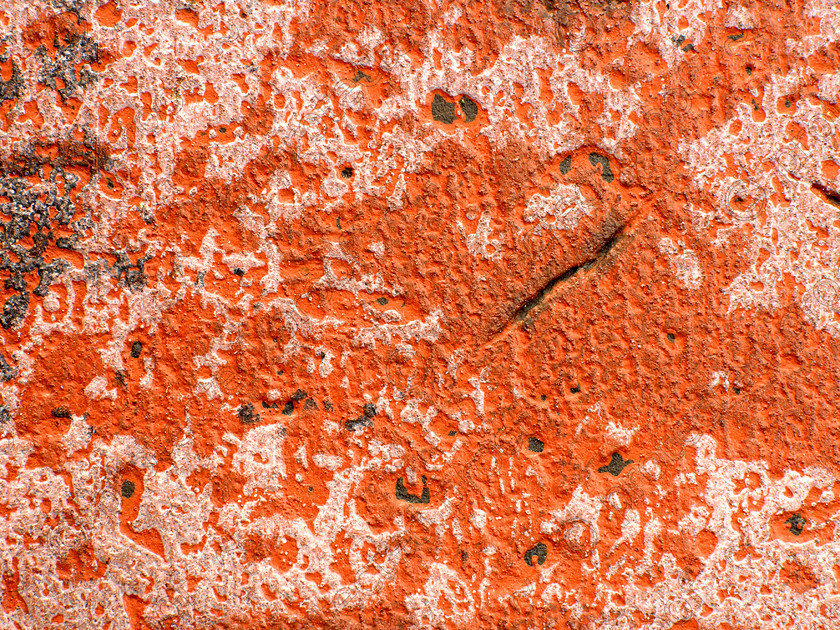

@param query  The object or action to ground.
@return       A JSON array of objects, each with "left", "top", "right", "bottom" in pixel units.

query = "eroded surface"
[{"left": 1, "top": 0, "right": 840, "bottom": 628}]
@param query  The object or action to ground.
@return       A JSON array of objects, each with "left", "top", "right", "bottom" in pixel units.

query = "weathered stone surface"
[{"left": 1, "top": 0, "right": 839, "bottom": 628}]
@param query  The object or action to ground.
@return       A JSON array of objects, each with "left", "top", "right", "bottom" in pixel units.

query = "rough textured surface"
[{"left": 1, "top": 0, "right": 840, "bottom": 628}]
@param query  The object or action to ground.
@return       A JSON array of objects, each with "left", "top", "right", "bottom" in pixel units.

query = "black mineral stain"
[
  {"left": 345, "top": 416, "right": 372, "bottom": 431},
  {"left": 528, "top": 437, "right": 544, "bottom": 453},
  {"left": 121, "top": 480, "right": 135, "bottom": 499},
  {"left": 395, "top": 476, "right": 430, "bottom": 504},
  {"left": 130, "top": 341, "right": 143, "bottom": 358},
  {"left": 588, "top": 152, "right": 614, "bottom": 182},
  {"left": 786, "top": 513, "right": 806, "bottom": 536},
  {"left": 598, "top": 453, "right": 633, "bottom": 476},
  {"left": 341, "top": 166, "right": 354, "bottom": 179},
  {"left": 459, "top": 95, "right": 478, "bottom": 122},
  {"left": 282, "top": 401, "right": 294, "bottom": 416},
  {"left": 432, "top": 94, "right": 456, "bottom": 124},
  {"left": 524, "top": 542, "right": 547, "bottom": 567},
  {"left": 363, "top": 403, "right": 377, "bottom": 418},
  {"left": 238, "top": 403, "right": 261, "bottom": 425},
  {"left": 51, "top": 406, "right": 71, "bottom": 419},
  {"left": 304, "top": 397, "right": 317, "bottom": 410},
  {"left": 233, "top": 268, "right": 244, "bottom": 276},
  {"left": 570, "top": 385, "right": 581, "bottom": 393},
  {"left": 292, "top": 389, "right": 308, "bottom": 401},
  {"left": 377, "top": 297, "right": 389, "bottom": 305},
  {"left": 540, "top": 394, "right": 547, "bottom": 401},
  {"left": 449, "top": 430, "right": 458, "bottom": 436},
  {"left": 559, "top": 155, "right": 571, "bottom": 174},
  {"left": 666, "top": 333, "right": 675, "bottom": 343}
]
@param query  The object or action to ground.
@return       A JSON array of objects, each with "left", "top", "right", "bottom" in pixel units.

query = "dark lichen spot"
[
  {"left": 431, "top": 94, "right": 456, "bottom": 124},
  {"left": 324, "top": 400, "right": 333, "bottom": 411},
  {"left": 588, "top": 153, "right": 614, "bottom": 182},
  {"left": 238, "top": 403, "right": 261, "bottom": 425},
  {"left": 449, "top": 430, "right": 457, "bottom": 436},
  {"left": 351, "top": 70, "right": 371, "bottom": 84},
  {"left": 363, "top": 403, "right": 377, "bottom": 418},
  {"left": 524, "top": 542, "right": 547, "bottom": 567},
  {"left": 282, "top": 401, "right": 294, "bottom": 416},
  {"left": 121, "top": 480, "right": 135, "bottom": 499},
  {"left": 1, "top": 293, "right": 29, "bottom": 329},
  {"left": 0, "top": 353, "right": 18, "bottom": 382},
  {"left": 786, "top": 513, "right": 806, "bottom": 536},
  {"left": 728, "top": 33, "right": 745, "bottom": 41},
  {"left": 233, "top": 268, "right": 244, "bottom": 276},
  {"left": 341, "top": 166, "right": 354, "bottom": 178},
  {"left": 540, "top": 394, "right": 547, "bottom": 401},
  {"left": 51, "top": 406, "right": 71, "bottom": 419},
  {"left": 304, "top": 397, "right": 317, "bottom": 410},
  {"left": 733, "top": 386, "right": 741, "bottom": 394},
  {"left": 345, "top": 416, "right": 372, "bottom": 431},
  {"left": 666, "top": 333, "right": 675, "bottom": 343},
  {"left": 261, "top": 401, "right": 278, "bottom": 409},
  {"left": 559, "top": 155, "right": 572, "bottom": 174},
  {"left": 598, "top": 452, "right": 633, "bottom": 476},
  {"left": 377, "top": 297, "right": 389, "bottom": 305},
  {"left": 570, "top": 385, "right": 581, "bottom": 393},
  {"left": 292, "top": 389, "right": 307, "bottom": 401},
  {"left": 458, "top": 95, "right": 478, "bottom": 122},
  {"left": 528, "top": 437, "right": 545, "bottom": 453},
  {"left": 395, "top": 476, "right": 430, "bottom": 504},
  {"left": 130, "top": 340, "right": 143, "bottom": 358}
]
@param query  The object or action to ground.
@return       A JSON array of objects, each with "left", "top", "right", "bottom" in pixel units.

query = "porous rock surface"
[{"left": 1, "top": 0, "right": 840, "bottom": 628}]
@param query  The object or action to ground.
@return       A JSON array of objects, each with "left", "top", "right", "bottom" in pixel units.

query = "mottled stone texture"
[{"left": 0, "top": 0, "right": 839, "bottom": 628}]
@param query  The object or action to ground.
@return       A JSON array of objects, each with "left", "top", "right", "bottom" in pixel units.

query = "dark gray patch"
[
  {"left": 395, "top": 476, "right": 430, "bottom": 504},
  {"left": 292, "top": 389, "right": 307, "bottom": 401},
  {"left": 559, "top": 156, "right": 571, "bottom": 174},
  {"left": 0, "top": 60, "right": 22, "bottom": 106},
  {"left": 324, "top": 400, "right": 333, "bottom": 411},
  {"left": 345, "top": 416, "right": 372, "bottom": 431},
  {"left": 786, "top": 513, "right": 806, "bottom": 536},
  {"left": 304, "top": 397, "right": 317, "bottom": 410},
  {"left": 341, "top": 166, "right": 354, "bottom": 179},
  {"left": 0, "top": 352, "right": 18, "bottom": 382},
  {"left": 262, "top": 401, "right": 278, "bottom": 409},
  {"left": 524, "top": 542, "right": 547, "bottom": 566},
  {"left": 238, "top": 403, "right": 261, "bottom": 425},
  {"left": 588, "top": 153, "right": 614, "bottom": 182},
  {"left": 570, "top": 385, "right": 581, "bottom": 393},
  {"left": 121, "top": 480, "right": 135, "bottom": 499},
  {"left": 528, "top": 437, "right": 544, "bottom": 453},
  {"left": 432, "top": 94, "right": 456, "bottom": 124},
  {"left": 37, "top": 30, "right": 100, "bottom": 104},
  {"left": 598, "top": 452, "right": 633, "bottom": 476},
  {"left": 233, "top": 268, "right": 244, "bottom": 276},
  {"left": 458, "top": 95, "right": 478, "bottom": 122},
  {"left": 448, "top": 430, "right": 457, "bottom": 436},
  {"left": 666, "top": 333, "right": 675, "bottom": 343},
  {"left": 282, "top": 401, "right": 294, "bottom": 416},
  {"left": 130, "top": 341, "right": 143, "bottom": 358},
  {"left": 377, "top": 297, "right": 389, "bottom": 305},
  {"left": 363, "top": 403, "right": 377, "bottom": 418},
  {"left": 1, "top": 293, "right": 29, "bottom": 329},
  {"left": 51, "top": 406, "right": 71, "bottom": 419}
]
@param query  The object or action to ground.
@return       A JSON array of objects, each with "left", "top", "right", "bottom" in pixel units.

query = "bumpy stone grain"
[{"left": 1, "top": 0, "right": 840, "bottom": 628}]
